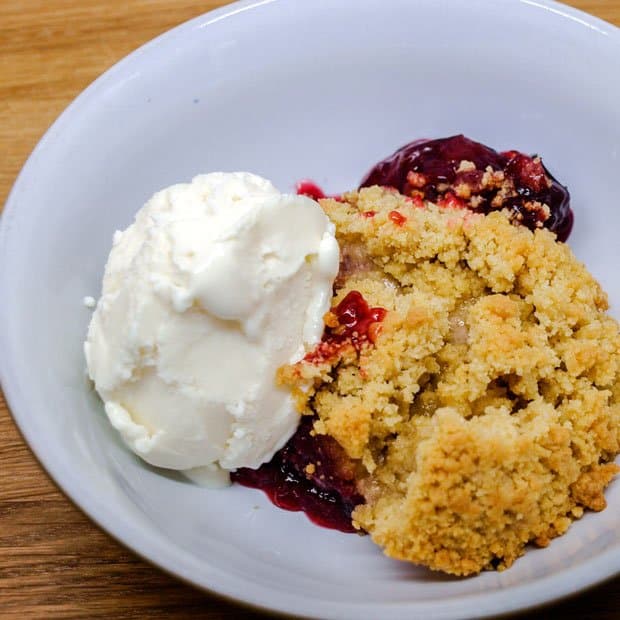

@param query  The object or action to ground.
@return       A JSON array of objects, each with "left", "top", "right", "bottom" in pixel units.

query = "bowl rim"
[{"left": 1, "top": 0, "right": 619, "bottom": 618}]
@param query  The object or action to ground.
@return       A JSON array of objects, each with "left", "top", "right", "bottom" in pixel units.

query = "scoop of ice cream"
[{"left": 84, "top": 172, "right": 339, "bottom": 482}]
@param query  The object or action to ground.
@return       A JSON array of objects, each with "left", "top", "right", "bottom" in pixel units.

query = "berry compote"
[
  {"left": 232, "top": 417, "right": 363, "bottom": 533},
  {"left": 295, "top": 179, "right": 341, "bottom": 202},
  {"left": 233, "top": 291, "right": 387, "bottom": 532},
  {"left": 304, "top": 290, "right": 387, "bottom": 364},
  {"left": 360, "top": 135, "right": 573, "bottom": 241}
]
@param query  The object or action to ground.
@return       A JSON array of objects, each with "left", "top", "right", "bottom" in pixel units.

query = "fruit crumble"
[{"left": 236, "top": 179, "right": 619, "bottom": 576}]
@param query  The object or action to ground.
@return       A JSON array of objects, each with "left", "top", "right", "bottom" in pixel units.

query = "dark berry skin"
[{"left": 360, "top": 135, "right": 573, "bottom": 241}]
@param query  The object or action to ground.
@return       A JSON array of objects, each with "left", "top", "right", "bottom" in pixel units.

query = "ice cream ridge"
[{"left": 84, "top": 172, "right": 340, "bottom": 485}]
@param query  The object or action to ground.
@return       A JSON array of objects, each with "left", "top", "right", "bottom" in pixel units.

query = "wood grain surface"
[{"left": 1, "top": 1, "right": 619, "bottom": 618}]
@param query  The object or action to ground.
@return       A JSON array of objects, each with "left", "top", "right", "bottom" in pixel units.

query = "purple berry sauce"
[{"left": 360, "top": 135, "right": 573, "bottom": 241}]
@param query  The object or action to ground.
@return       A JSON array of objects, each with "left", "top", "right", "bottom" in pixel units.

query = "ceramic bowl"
[{"left": 1, "top": 1, "right": 619, "bottom": 618}]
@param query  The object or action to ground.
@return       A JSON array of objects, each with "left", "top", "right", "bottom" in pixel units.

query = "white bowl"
[{"left": 1, "top": 0, "right": 619, "bottom": 618}]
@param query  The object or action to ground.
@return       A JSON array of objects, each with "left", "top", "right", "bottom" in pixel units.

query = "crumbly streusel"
[{"left": 280, "top": 186, "right": 620, "bottom": 576}]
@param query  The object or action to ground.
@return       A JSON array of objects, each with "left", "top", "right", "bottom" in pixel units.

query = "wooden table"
[{"left": 1, "top": 1, "right": 618, "bottom": 617}]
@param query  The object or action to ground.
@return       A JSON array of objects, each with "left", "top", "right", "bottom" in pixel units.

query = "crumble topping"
[{"left": 279, "top": 186, "right": 620, "bottom": 576}]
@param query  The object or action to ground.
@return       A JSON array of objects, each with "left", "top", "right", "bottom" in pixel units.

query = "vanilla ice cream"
[{"left": 84, "top": 172, "right": 339, "bottom": 484}]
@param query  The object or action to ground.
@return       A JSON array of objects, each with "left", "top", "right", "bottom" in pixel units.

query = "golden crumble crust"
[{"left": 281, "top": 186, "right": 620, "bottom": 576}]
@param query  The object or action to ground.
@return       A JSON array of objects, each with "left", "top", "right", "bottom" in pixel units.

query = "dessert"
[
  {"left": 86, "top": 136, "right": 619, "bottom": 576},
  {"left": 84, "top": 172, "right": 339, "bottom": 483}
]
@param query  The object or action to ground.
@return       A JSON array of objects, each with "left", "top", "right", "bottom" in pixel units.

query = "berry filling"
[
  {"left": 304, "top": 290, "right": 387, "bottom": 364},
  {"left": 232, "top": 417, "right": 363, "bottom": 533},
  {"left": 295, "top": 179, "right": 341, "bottom": 202},
  {"left": 359, "top": 135, "right": 573, "bottom": 241}
]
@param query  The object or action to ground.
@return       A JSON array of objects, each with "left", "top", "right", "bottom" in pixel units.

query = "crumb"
[
  {"left": 456, "top": 160, "right": 476, "bottom": 173},
  {"left": 571, "top": 463, "right": 620, "bottom": 511},
  {"left": 83, "top": 296, "right": 96, "bottom": 308},
  {"left": 281, "top": 186, "right": 620, "bottom": 576}
]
